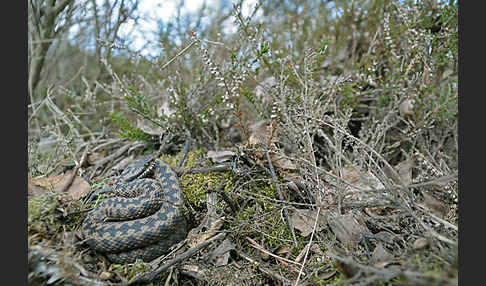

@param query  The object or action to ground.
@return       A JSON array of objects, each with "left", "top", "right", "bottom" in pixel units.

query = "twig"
[
  {"left": 213, "top": 181, "right": 237, "bottom": 214},
  {"left": 153, "top": 133, "right": 175, "bottom": 159},
  {"left": 263, "top": 145, "right": 298, "bottom": 247},
  {"left": 179, "top": 165, "right": 232, "bottom": 176},
  {"left": 65, "top": 208, "right": 93, "bottom": 217},
  {"left": 294, "top": 207, "right": 320, "bottom": 285},
  {"left": 326, "top": 252, "right": 455, "bottom": 286},
  {"left": 123, "top": 233, "right": 226, "bottom": 286},
  {"left": 128, "top": 107, "right": 165, "bottom": 129},
  {"left": 91, "top": 138, "right": 125, "bottom": 152},
  {"left": 360, "top": 234, "right": 374, "bottom": 266},
  {"left": 159, "top": 40, "right": 198, "bottom": 71},
  {"left": 59, "top": 143, "right": 90, "bottom": 193},
  {"left": 415, "top": 204, "right": 458, "bottom": 231},
  {"left": 246, "top": 237, "right": 302, "bottom": 267},
  {"left": 90, "top": 143, "right": 133, "bottom": 180},
  {"left": 177, "top": 131, "right": 191, "bottom": 171},
  {"left": 237, "top": 250, "right": 294, "bottom": 286}
]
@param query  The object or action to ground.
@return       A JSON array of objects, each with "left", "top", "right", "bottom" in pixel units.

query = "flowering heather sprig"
[
  {"left": 189, "top": 30, "right": 247, "bottom": 111},
  {"left": 383, "top": 13, "right": 397, "bottom": 60},
  {"left": 414, "top": 150, "right": 457, "bottom": 203}
]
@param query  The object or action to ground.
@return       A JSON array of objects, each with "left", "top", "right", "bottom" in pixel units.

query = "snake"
[{"left": 81, "top": 156, "right": 187, "bottom": 264}]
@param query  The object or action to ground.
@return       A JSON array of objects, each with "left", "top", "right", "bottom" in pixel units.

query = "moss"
[
  {"left": 28, "top": 192, "right": 59, "bottom": 225},
  {"left": 28, "top": 192, "right": 61, "bottom": 240},
  {"left": 160, "top": 149, "right": 237, "bottom": 208},
  {"left": 111, "top": 261, "right": 154, "bottom": 283},
  {"left": 232, "top": 180, "right": 303, "bottom": 250},
  {"left": 28, "top": 191, "right": 84, "bottom": 248}
]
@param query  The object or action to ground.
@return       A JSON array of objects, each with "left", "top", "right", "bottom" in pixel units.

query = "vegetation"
[{"left": 28, "top": 0, "right": 458, "bottom": 285}]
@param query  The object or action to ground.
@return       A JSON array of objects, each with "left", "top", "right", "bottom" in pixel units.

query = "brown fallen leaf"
[
  {"left": 372, "top": 243, "right": 394, "bottom": 267},
  {"left": 412, "top": 237, "right": 429, "bottom": 250},
  {"left": 327, "top": 245, "right": 360, "bottom": 278},
  {"left": 417, "top": 193, "right": 448, "bottom": 218},
  {"left": 206, "top": 238, "right": 235, "bottom": 267},
  {"left": 28, "top": 179, "right": 49, "bottom": 197},
  {"left": 329, "top": 165, "right": 385, "bottom": 205},
  {"left": 399, "top": 98, "right": 415, "bottom": 117},
  {"left": 29, "top": 176, "right": 62, "bottom": 191},
  {"left": 55, "top": 170, "right": 91, "bottom": 201},
  {"left": 290, "top": 209, "right": 329, "bottom": 237},
  {"left": 327, "top": 212, "right": 370, "bottom": 249},
  {"left": 248, "top": 120, "right": 276, "bottom": 148},
  {"left": 29, "top": 171, "right": 91, "bottom": 202},
  {"left": 206, "top": 150, "right": 236, "bottom": 163},
  {"left": 269, "top": 152, "right": 297, "bottom": 170}
]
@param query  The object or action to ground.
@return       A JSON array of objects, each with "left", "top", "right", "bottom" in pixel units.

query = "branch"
[
  {"left": 53, "top": 0, "right": 73, "bottom": 16},
  {"left": 124, "top": 233, "right": 226, "bottom": 285}
]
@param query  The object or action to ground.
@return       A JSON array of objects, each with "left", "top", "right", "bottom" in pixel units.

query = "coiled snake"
[{"left": 81, "top": 157, "right": 187, "bottom": 264}]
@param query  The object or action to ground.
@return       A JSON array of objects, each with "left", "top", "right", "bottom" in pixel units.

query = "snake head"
[{"left": 116, "top": 156, "right": 156, "bottom": 184}]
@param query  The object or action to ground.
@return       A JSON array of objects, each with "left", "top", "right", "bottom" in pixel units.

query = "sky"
[{"left": 120, "top": 0, "right": 259, "bottom": 57}]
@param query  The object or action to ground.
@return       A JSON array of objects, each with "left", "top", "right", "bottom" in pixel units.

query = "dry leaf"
[
  {"left": 290, "top": 209, "right": 328, "bottom": 237},
  {"left": 269, "top": 152, "right": 297, "bottom": 170},
  {"left": 412, "top": 237, "right": 429, "bottom": 250},
  {"left": 207, "top": 238, "right": 235, "bottom": 267},
  {"left": 28, "top": 179, "right": 49, "bottom": 196},
  {"left": 274, "top": 245, "right": 290, "bottom": 255},
  {"left": 327, "top": 245, "right": 360, "bottom": 278},
  {"left": 206, "top": 150, "right": 236, "bottom": 163},
  {"left": 327, "top": 212, "right": 369, "bottom": 249},
  {"left": 399, "top": 99, "right": 415, "bottom": 117},
  {"left": 372, "top": 243, "right": 393, "bottom": 267},
  {"left": 53, "top": 170, "right": 91, "bottom": 201},
  {"left": 418, "top": 193, "right": 447, "bottom": 218},
  {"left": 330, "top": 166, "right": 385, "bottom": 204},
  {"left": 136, "top": 118, "right": 164, "bottom": 136},
  {"left": 248, "top": 120, "right": 271, "bottom": 147},
  {"left": 395, "top": 157, "right": 414, "bottom": 185}
]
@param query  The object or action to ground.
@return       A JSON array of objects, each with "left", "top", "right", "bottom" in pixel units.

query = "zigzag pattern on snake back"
[{"left": 81, "top": 157, "right": 187, "bottom": 264}]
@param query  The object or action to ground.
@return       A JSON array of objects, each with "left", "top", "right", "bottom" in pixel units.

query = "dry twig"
[{"left": 123, "top": 233, "right": 226, "bottom": 285}]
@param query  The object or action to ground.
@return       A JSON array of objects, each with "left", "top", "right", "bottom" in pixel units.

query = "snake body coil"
[{"left": 81, "top": 157, "right": 187, "bottom": 264}]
